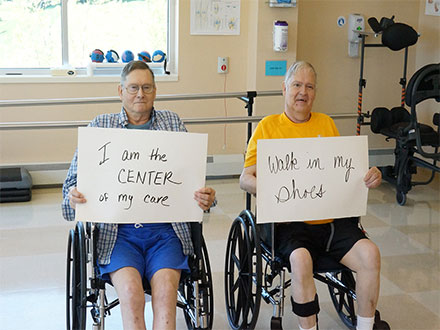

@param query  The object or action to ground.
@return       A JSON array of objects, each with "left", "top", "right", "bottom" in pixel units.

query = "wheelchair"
[
  {"left": 369, "top": 63, "right": 440, "bottom": 205},
  {"left": 224, "top": 210, "right": 389, "bottom": 330},
  {"left": 66, "top": 221, "right": 213, "bottom": 330}
]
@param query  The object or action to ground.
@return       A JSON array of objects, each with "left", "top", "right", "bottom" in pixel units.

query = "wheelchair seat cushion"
[
  {"left": 380, "top": 122, "right": 439, "bottom": 147},
  {"left": 370, "top": 107, "right": 393, "bottom": 134}
]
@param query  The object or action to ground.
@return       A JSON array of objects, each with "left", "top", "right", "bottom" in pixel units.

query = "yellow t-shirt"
[{"left": 245, "top": 112, "right": 340, "bottom": 225}]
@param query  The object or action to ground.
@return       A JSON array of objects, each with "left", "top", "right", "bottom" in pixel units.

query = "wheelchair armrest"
[{"left": 189, "top": 222, "right": 203, "bottom": 259}]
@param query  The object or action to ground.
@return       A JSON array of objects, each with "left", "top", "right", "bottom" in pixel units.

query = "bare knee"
[
  {"left": 342, "top": 239, "right": 381, "bottom": 274},
  {"left": 289, "top": 248, "right": 314, "bottom": 283},
  {"left": 151, "top": 269, "right": 180, "bottom": 309},
  {"left": 119, "top": 281, "right": 146, "bottom": 310},
  {"left": 358, "top": 241, "right": 381, "bottom": 273},
  {"left": 369, "top": 244, "right": 381, "bottom": 268},
  {"left": 110, "top": 269, "right": 146, "bottom": 311}
]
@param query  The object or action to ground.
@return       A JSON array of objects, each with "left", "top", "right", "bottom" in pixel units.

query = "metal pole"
[
  {"left": 357, "top": 34, "right": 367, "bottom": 136},
  {"left": 400, "top": 47, "right": 409, "bottom": 107},
  {"left": 245, "top": 91, "right": 257, "bottom": 211}
]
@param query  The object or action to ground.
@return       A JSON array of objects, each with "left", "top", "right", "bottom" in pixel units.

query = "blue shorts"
[{"left": 98, "top": 223, "right": 189, "bottom": 283}]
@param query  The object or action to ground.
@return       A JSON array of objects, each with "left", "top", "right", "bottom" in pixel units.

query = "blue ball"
[
  {"left": 90, "top": 49, "right": 104, "bottom": 63},
  {"left": 122, "top": 50, "right": 134, "bottom": 63},
  {"left": 105, "top": 50, "right": 119, "bottom": 63},
  {"left": 152, "top": 50, "right": 165, "bottom": 63},
  {"left": 138, "top": 51, "right": 151, "bottom": 62}
]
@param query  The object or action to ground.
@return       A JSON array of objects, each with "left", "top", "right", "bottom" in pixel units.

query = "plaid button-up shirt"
[{"left": 61, "top": 108, "right": 194, "bottom": 265}]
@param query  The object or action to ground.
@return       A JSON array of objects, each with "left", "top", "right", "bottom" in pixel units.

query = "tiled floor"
[{"left": 0, "top": 172, "right": 439, "bottom": 330}]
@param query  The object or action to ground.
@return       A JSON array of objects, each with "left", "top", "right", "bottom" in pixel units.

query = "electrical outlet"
[{"left": 218, "top": 57, "right": 229, "bottom": 74}]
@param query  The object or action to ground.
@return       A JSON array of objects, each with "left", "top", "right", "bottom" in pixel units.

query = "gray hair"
[
  {"left": 120, "top": 60, "right": 155, "bottom": 85},
  {"left": 284, "top": 61, "right": 317, "bottom": 86}
]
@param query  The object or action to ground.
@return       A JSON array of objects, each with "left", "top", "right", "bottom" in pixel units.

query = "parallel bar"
[
  {"left": 0, "top": 117, "right": 263, "bottom": 130},
  {"left": 0, "top": 96, "right": 120, "bottom": 107},
  {"left": 0, "top": 113, "right": 356, "bottom": 130},
  {"left": 0, "top": 91, "right": 283, "bottom": 108},
  {"left": 0, "top": 121, "right": 91, "bottom": 130}
]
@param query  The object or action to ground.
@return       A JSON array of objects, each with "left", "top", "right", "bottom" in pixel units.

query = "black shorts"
[{"left": 267, "top": 217, "right": 367, "bottom": 266}]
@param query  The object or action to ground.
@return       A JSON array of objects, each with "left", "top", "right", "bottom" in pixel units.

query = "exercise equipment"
[
  {"left": 353, "top": 16, "right": 439, "bottom": 205},
  {"left": 90, "top": 49, "right": 104, "bottom": 63},
  {"left": 356, "top": 15, "right": 418, "bottom": 135},
  {"left": 0, "top": 167, "right": 32, "bottom": 203},
  {"left": 372, "top": 64, "right": 440, "bottom": 205},
  {"left": 105, "top": 50, "right": 119, "bottom": 63}
]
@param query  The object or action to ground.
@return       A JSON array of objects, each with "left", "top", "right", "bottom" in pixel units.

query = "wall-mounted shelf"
[{"left": 268, "top": 0, "right": 297, "bottom": 8}]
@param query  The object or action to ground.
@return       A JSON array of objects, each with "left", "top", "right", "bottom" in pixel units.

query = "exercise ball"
[
  {"left": 152, "top": 50, "right": 165, "bottom": 63},
  {"left": 90, "top": 49, "right": 104, "bottom": 63},
  {"left": 105, "top": 50, "right": 119, "bottom": 63},
  {"left": 122, "top": 50, "right": 134, "bottom": 63}
]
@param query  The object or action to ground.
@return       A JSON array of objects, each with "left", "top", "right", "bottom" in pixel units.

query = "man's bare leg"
[
  {"left": 290, "top": 248, "right": 318, "bottom": 329},
  {"left": 150, "top": 268, "right": 181, "bottom": 330},
  {"left": 110, "top": 266, "right": 147, "bottom": 330},
  {"left": 340, "top": 239, "right": 381, "bottom": 317}
]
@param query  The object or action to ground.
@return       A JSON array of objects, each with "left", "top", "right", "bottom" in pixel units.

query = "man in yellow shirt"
[{"left": 240, "top": 61, "right": 387, "bottom": 330}]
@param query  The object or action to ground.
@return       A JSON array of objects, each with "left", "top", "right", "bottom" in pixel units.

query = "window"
[{"left": 0, "top": 0, "right": 176, "bottom": 77}]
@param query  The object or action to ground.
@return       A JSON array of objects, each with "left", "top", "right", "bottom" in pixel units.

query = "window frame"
[{"left": 0, "top": 0, "right": 178, "bottom": 82}]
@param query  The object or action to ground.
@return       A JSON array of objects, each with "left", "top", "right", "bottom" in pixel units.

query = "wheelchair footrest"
[{"left": 270, "top": 316, "right": 283, "bottom": 330}]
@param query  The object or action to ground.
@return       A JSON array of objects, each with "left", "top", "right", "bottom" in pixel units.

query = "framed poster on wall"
[
  {"left": 426, "top": 0, "right": 440, "bottom": 16},
  {"left": 190, "top": 0, "right": 240, "bottom": 35}
]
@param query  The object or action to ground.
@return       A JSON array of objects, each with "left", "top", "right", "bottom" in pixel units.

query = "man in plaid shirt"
[{"left": 62, "top": 61, "right": 216, "bottom": 330}]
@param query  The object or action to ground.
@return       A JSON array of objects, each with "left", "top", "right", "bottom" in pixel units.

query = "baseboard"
[
  {"left": 0, "top": 149, "right": 395, "bottom": 187},
  {"left": 206, "top": 154, "right": 244, "bottom": 178}
]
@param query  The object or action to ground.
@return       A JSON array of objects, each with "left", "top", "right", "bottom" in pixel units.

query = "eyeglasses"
[{"left": 125, "top": 84, "right": 155, "bottom": 94}]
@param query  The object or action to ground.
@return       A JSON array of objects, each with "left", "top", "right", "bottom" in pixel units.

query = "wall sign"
[
  {"left": 190, "top": 0, "right": 241, "bottom": 35},
  {"left": 257, "top": 136, "right": 369, "bottom": 223},
  {"left": 76, "top": 127, "right": 208, "bottom": 223}
]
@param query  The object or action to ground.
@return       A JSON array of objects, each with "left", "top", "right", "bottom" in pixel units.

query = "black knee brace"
[{"left": 291, "top": 294, "right": 320, "bottom": 317}]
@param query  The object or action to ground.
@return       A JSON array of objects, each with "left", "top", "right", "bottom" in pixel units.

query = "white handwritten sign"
[
  {"left": 76, "top": 127, "right": 208, "bottom": 223},
  {"left": 257, "top": 136, "right": 369, "bottom": 223}
]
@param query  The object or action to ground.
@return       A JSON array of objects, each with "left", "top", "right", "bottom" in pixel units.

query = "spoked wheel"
[
  {"left": 327, "top": 270, "right": 357, "bottom": 330},
  {"left": 66, "top": 222, "right": 87, "bottom": 330},
  {"left": 181, "top": 237, "right": 214, "bottom": 329},
  {"left": 224, "top": 210, "right": 262, "bottom": 330}
]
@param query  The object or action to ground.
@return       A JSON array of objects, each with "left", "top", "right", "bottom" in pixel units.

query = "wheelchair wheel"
[
  {"left": 66, "top": 222, "right": 87, "bottom": 330},
  {"left": 396, "top": 157, "right": 411, "bottom": 206},
  {"left": 181, "top": 236, "right": 214, "bottom": 329},
  {"left": 396, "top": 190, "right": 407, "bottom": 206},
  {"left": 327, "top": 270, "right": 356, "bottom": 330},
  {"left": 224, "top": 210, "right": 262, "bottom": 330}
]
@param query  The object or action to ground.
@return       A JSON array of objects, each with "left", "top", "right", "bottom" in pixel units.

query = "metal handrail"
[
  {"left": 0, "top": 91, "right": 282, "bottom": 108},
  {"left": 0, "top": 113, "right": 357, "bottom": 130},
  {"left": 0, "top": 90, "right": 357, "bottom": 130},
  {"left": 0, "top": 116, "right": 265, "bottom": 130}
]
